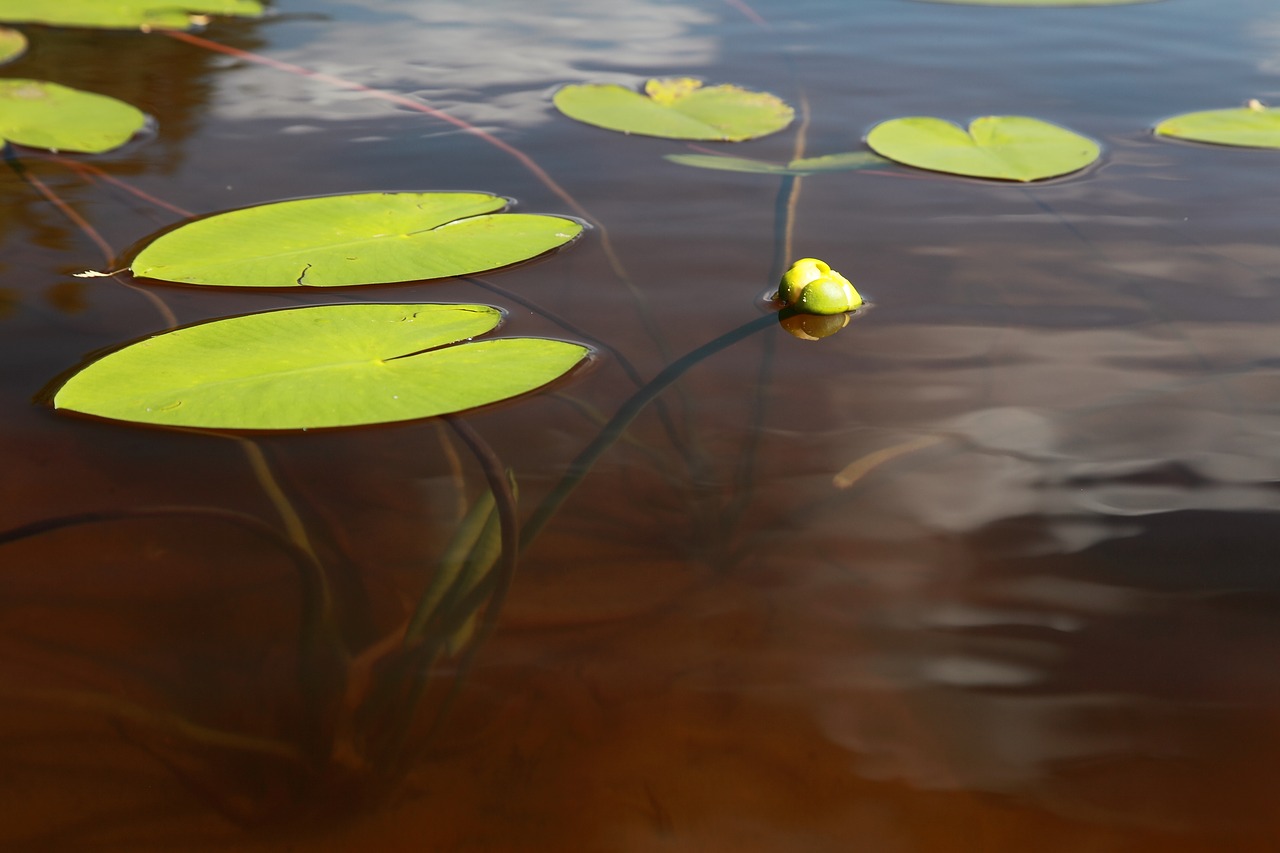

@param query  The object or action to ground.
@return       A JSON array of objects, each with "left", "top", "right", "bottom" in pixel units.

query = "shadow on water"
[{"left": 3, "top": 0, "right": 1280, "bottom": 850}]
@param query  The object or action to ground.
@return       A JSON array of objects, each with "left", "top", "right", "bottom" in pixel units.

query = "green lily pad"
[
  {"left": 865, "top": 115, "right": 1100, "bottom": 182},
  {"left": 553, "top": 77, "right": 794, "bottom": 142},
  {"left": 1154, "top": 103, "right": 1280, "bottom": 149},
  {"left": 665, "top": 151, "right": 888, "bottom": 176},
  {"left": 53, "top": 303, "right": 590, "bottom": 430},
  {"left": 916, "top": 0, "right": 1157, "bottom": 5},
  {"left": 0, "top": 0, "right": 263, "bottom": 30},
  {"left": 0, "top": 27, "right": 27, "bottom": 64},
  {"left": 128, "top": 192, "right": 584, "bottom": 287},
  {"left": 0, "top": 79, "right": 147, "bottom": 153}
]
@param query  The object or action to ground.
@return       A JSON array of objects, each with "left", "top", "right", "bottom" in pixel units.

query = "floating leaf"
[
  {"left": 865, "top": 115, "right": 1099, "bottom": 182},
  {"left": 0, "top": 26, "right": 26, "bottom": 65},
  {"left": 1154, "top": 103, "right": 1280, "bottom": 149},
  {"left": 0, "top": 0, "right": 263, "bottom": 30},
  {"left": 666, "top": 151, "right": 888, "bottom": 176},
  {"left": 553, "top": 77, "right": 794, "bottom": 142},
  {"left": 916, "top": 0, "right": 1157, "bottom": 5},
  {"left": 129, "top": 192, "right": 583, "bottom": 287},
  {"left": 53, "top": 303, "right": 589, "bottom": 430},
  {"left": 0, "top": 79, "right": 146, "bottom": 153}
]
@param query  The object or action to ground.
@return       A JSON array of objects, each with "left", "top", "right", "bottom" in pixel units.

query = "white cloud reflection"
[{"left": 213, "top": 0, "right": 718, "bottom": 130}]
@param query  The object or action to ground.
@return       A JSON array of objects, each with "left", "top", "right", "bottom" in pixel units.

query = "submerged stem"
[{"left": 520, "top": 311, "right": 778, "bottom": 551}]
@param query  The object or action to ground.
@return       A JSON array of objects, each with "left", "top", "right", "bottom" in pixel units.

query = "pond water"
[{"left": 3, "top": 0, "right": 1280, "bottom": 849}]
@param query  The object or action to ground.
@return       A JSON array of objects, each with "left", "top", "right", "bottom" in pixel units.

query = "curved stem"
[
  {"left": 520, "top": 311, "right": 778, "bottom": 551},
  {"left": 0, "top": 505, "right": 339, "bottom": 764}
]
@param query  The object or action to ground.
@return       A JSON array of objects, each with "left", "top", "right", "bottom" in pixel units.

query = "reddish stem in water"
[
  {"left": 17, "top": 166, "right": 116, "bottom": 266},
  {"left": 162, "top": 30, "right": 589, "bottom": 221},
  {"left": 35, "top": 152, "right": 195, "bottom": 218},
  {"left": 722, "top": 0, "right": 769, "bottom": 26}
]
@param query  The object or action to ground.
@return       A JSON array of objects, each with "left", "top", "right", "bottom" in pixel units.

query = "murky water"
[{"left": 3, "top": 0, "right": 1280, "bottom": 849}]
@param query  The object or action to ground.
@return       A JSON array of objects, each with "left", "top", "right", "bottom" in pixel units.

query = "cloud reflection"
[{"left": 212, "top": 0, "right": 718, "bottom": 129}]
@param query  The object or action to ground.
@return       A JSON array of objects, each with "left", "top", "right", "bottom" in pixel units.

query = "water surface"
[{"left": 3, "top": 0, "right": 1280, "bottom": 849}]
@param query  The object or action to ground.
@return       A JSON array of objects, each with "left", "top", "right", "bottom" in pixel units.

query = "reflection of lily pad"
[
  {"left": 666, "top": 151, "right": 887, "bottom": 176},
  {"left": 0, "top": 27, "right": 26, "bottom": 65},
  {"left": 553, "top": 77, "right": 794, "bottom": 142},
  {"left": 1155, "top": 104, "right": 1280, "bottom": 149},
  {"left": 0, "top": 0, "right": 263, "bottom": 30},
  {"left": 129, "top": 192, "right": 583, "bottom": 287},
  {"left": 866, "top": 115, "right": 1099, "bottom": 182},
  {"left": 53, "top": 303, "right": 590, "bottom": 430},
  {"left": 0, "top": 79, "right": 146, "bottom": 153}
]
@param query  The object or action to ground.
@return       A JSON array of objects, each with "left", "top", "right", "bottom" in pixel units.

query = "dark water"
[{"left": 3, "top": 0, "right": 1280, "bottom": 849}]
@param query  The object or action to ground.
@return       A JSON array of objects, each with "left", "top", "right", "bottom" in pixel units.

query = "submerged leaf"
[
  {"left": 1154, "top": 104, "right": 1280, "bottom": 149},
  {"left": 865, "top": 115, "right": 1099, "bottom": 182},
  {"left": 666, "top": 150, "right": 887, "bottom": 176},
  {"left": 0, "top": 0, "right": 263, "bottom": 30},
  {"left": 0, "top": 79, "right": 146, "bottom": 153},
  {"left": 0, "top": 26, "right": 26, "bottom": 65},
  {"left": 553, "top": 78, "right": 793, "bottom": 142},
  {"left": 129, "top": 192, "right": 583, "bottom": 287},
  {"left": 53, "top": 303, "right": 589, "bottom": 430}
]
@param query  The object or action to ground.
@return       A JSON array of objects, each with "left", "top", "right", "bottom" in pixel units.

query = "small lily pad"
[
  {"left": 553, "top": 77, "right": 794, "bottom": 142},
  {"left": 1155, "top": 103, "right": 1280, "bottom": 149},
  {"left": 665, "top": 151, "right": 888, "bottom": 176},
  {"left": 53, "top": 303, "right": 590, "bottom": 430},
  {"left": 0, "top": 27, "right": 27, "bottom": 65},
  {"left": 865, "top": 115, "right": 1099, "bottom": 182},
  {"left": 128, "top": 192, "right": 584, "bottom": 287},
  {"left": 0, "top": 0, "right": 263, "bottom": 30},
  {"left": 0, "top": 79, "right": 147, "bottom": 153}
]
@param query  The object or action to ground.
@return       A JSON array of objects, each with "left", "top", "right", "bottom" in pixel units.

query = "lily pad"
[
  {"left": 0, "top": 0, "right": 263, "bottom": 30},
  {"left": 1154, "top": 103, "right": 1280, "bottom": 149},
  {"left": 0, "top": 27, "right": 27, "bottom": 65},
  {"left": 128, "top": 192, "right": 584, "bottom": 287},
  {"left": 665, "top": 151, "right": 888, "bottom": 176},
  {"left": 865, "top": 115, "right": 1099, "bottom": 182},
  {"left": 0, "top": 79, "right": 147, "bottom": 153},
  {"left": 53, "top": 303, "right": 590, "bottom": 430},
  {"left": 553, "top": 77, "right": 794, "bottom": 142}
]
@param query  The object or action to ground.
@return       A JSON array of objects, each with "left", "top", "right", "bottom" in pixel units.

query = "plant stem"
[
  {"left": 520, "top": 310, "right": 778, "bottom": 551},
  {"left": 0, "top": 505, "right": 341, "bottom": 765}
]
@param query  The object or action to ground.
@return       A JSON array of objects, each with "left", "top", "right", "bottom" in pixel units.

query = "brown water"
[{"left": 4, "top": 0, "right": 1280, "bottom": 849}]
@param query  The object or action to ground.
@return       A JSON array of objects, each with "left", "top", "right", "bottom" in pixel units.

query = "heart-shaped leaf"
[
  {"left": 53, "top": 303, "right": 590, "bottom": 430},
  {"left": 0, "top": 0, "right": 263, "bottom": 30},
  {"left": 128, "top": 192, "right": 583, "bottom": 287},
  {"left": 0, "top": 79, "right": 147, "bottom": 153},
  {"left": 865, "top": 115, "right": 1100, "bottom": 182},
  {"left": 553, "top": 77, "right": 794, "bottom": 142},
  {"left": 1155, "top": 103, "right": 1280, "bottom": 149},
  {"left": 0, "top": 27, "right": 26, "bottom": 65},
  {"left": 665, "top": 151, "right": 888, "bottom": 176}
]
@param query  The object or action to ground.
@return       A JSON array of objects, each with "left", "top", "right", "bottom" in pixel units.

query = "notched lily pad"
[
  {"left": 52, "top": 303, "right": 591, "bottom": 430},
  {"left": 865, "top": 115, "right": 1100, "bottom": 182},
  {"left": 1155, "top": 101, "right": 1280, "bottom": 149},
  {"left": 666, "top": 151, "right": 888, "bottom": 176},
  {"left": 553, "top": 77, "right": 794, "bottom": 142},
  {"left": 0, "top": 79, "right": 147, "bottom": 153},
  {"left": 0, "top": 0, "right": 264, "bottom": 30},
  {"left": 128, "top": 191, "right": 584, "bottom": 287}
]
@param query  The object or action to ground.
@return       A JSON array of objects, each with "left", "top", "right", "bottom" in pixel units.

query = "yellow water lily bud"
[
  {"left": 796, "top": 274, "right": 863, "bottom": 315},
  {"left": 777, "top": 257, "right": 831, "bottom": 304}
]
